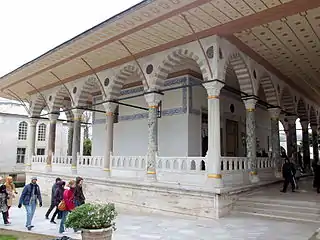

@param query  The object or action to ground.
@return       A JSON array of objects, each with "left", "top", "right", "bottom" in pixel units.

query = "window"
[
  {"left": 37, "top": 123, "right": 46, "bottom": 141},
  {"left": 16, "top": 148, "right": 26, "bottom": 164},
  {"left": 36, "top": 148, "right": 45, "bottom": 155},
  {"left": 18, "top": 121, "right": 28, "bottom": 140}
]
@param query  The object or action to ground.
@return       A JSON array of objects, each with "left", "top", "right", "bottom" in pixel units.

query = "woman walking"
[
  {"left": 5, "top": 176, "right": 17, "bottom": 220},
  {"left": 59, "top": 180, "right": 76, "bottom": 234},
  {"left": 50, "top": 181, "right": 65, "bottom": 224},
  {"left": 0, "top": 178, "right": 9, "bottom": 225}
]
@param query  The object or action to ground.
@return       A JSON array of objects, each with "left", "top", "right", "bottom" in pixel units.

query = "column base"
[
  {"left": 71, "top": 166, "right": 77, "bottom": 175},
  {"left": 45, "top": 165, "right": 52, "bottom": 173},
  {"left": 206, "top": 174, "right": 223, "bottom": 188},
  {"left": 249, "top": 171, "right": 260, "bottom": 183},
  {"left": 145, "top": 171, "right": 157, "bottom": 182},
  {"left": 103, "top": 168, "right": 111, "bottom": 178}
]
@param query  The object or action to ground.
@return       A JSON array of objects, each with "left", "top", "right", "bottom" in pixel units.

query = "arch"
[
  {"left": 37, "top": 123, "right": 46, "bottom": 141},
  {"left": 280, "top": 87, "right": 295, "bottom": 114},
  {"left": 153, "top": 48, "right": 209, "bottom": 89},
  {"left": 18, "top": 121, "right": 28, "bottom": 140},
  {"left": 225, "top": 52, "right": 255, "bottom": 95},
  {"left": 115, "top": 64, "right": 148, "bottom": 93},
  {"left": 259, "top": 74, "right": 278, "bottom": 106},
  {"left": 296, "top": 98, "right": 308, "bottom": 120},
  {"left": 29, "top": 94, "right": 47, "bottom": 117},
  {"left": 50, "top": 87, "right": 70, "bottom": 113},
  {"left": 76, "top": 77, "right": 105, "bottom": 107},
  {"left": 309, "top": 106, "right": 317, "bottom": 126}
]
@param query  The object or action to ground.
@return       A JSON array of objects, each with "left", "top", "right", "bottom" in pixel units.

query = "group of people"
[
  {"left": 0, "top": 176, "right": 18, "bottom": 225},
  {"left": 0, "top": 175, "right": 86, "bottom": 234}
]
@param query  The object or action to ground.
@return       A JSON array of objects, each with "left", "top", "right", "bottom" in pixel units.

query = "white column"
[
  {"left": 103, "top": 102, "right": 117, "bottom": 177},
  {"left": 268, "top": 107, "right": 281, "bottom": 176},
  {"left": 311, "top": 124, "right": 319, "bottom": 164},
  {"left": 71, "top": 109, "right": 83, "bottom": 174},
  {"left": 144, "top": 92, "right": 163, "bottom": 182},
  {"left": 46, "top": 113, "right": 59, "bottom": 172},
  {"left": 203, "top": 81, "right": 224, "bottom": 188},
  {"left": 26, "top": 118, "right": 39, "bottom": 171},
  {"left": 67, "top": 122, "right": 73, "bottom": 156},
  {"left": 243, "top": 97, "right": 259, "bottom": 183},
  {"left": 286, "top": 115, "right": 298, "bottom": 159}
]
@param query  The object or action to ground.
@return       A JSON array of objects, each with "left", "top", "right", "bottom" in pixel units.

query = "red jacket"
[{"left": 63, "top": 188, "right": 75, "bottom": 211}]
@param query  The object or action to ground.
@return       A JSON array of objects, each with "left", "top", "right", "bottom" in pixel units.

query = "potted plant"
[{"left": 65, "top": 203, "right": 117, "bottom": 240}]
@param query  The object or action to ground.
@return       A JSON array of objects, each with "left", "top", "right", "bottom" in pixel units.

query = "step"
[
  {"left": 236, "top": 200, "right": 320, "bottom": 214},
  {"left": 234, "top": 206, "right": 320, "bottom": 222},
  {"left": 235, "top": 211, "right": 320, "bottom": 224}
]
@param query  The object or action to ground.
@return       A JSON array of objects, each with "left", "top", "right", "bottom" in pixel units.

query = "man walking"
[
  {"left": 74, "top": 177, "right": 85, "bottom": 207},
  {"left": 45, "top": 177, "right": 61, "bottom": 220},
  {"left": 18, "top": 177, "right": 42, "bottom": 230},
  {"left": 281, "top": 159, "right": 296, "bottom": 193}
]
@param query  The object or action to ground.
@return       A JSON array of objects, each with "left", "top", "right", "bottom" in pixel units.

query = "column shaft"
[
  {"left": 287, "top": 120, "right": 297, "bottom": 159},
  {"left": 67, "top": 123, "right": 74, "bottom": 156},
  {"left": 26, "top": 118, "right": 38, "bottom": 170},
  {"left": 301, "top": 121, "right": 310, "bottom": 169},
  {"left": 144, "top": 92, "right": 162, "bottom": 182},
  {"left": 312, "top": 126, "right": 319, "bottom": 164},
  {"left": 46, "top": 114, "right": 59, "bottom": 172},
  {"left": 268, "top": 108, "right": 281, "bottom": 174},
  {"left": 71, "top": 109, "right": 83, "bottom": 174},
  {"left": 203, "top": 81, "right": 224, "bottom": 188}
]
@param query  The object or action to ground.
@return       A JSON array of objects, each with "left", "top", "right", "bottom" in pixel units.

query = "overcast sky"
[{"left": 0, "top": 0, "right": 142, "bottom": 77}]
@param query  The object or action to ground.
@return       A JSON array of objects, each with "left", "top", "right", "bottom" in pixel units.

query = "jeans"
[
  {"left": 59, "top": 211, "right": 69, "bottom": 233},
  {"left": 2, "top": 211, "right": 8, "bottom": 224},
  {"left": 24, "top": 201, "right": 37, "bottom": 227}
]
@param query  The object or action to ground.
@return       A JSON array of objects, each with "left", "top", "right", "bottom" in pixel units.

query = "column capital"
[
  {"left": 300, "top": 119, "right": 309, "bottom": 130},
  {"left": 103, "top": 102, "right": 118, "bottom": 116},
  {"left": 285, "top": 115, "right": 297, "bottom": 125},
  {"left": 242, "top": 96, "right": 258, "bottom": 111},
  {"left": 144, "top": 91, "right": 163, "bottom": 107},
  {"left": 203, "top": 80, "right": 225, "bottom": 98},
  {"left": 268, "top": 107, "right": 281, "bottom": 120},
  {"left": 48, "top": 113, "right": 59, "bottom": 122},
  {"left": 72, "top": 109, "right": 84, "bottom": 121},
  {"left": 29, "top": 117, "right": 39, "bottom": 126}
]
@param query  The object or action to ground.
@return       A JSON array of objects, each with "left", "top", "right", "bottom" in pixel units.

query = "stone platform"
[{"left": 0, "top": 206, "right": 318, "bottom": 240}]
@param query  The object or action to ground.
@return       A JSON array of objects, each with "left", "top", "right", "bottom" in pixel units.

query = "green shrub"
[
  {"left": 65, "top": 203, "right": 117, "bottom": 230},
  {"left": 0, "top": 235, "right": 17, "bottom": 240}
]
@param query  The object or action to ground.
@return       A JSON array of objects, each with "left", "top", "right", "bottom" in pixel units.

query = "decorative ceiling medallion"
[
  {"left": 49, "top": 96, "right": 52, "bottom": 101},
  {"left": 104, "top": 78, "right": 110, "bottom": 87},
  {"left": 146, "top": 64, "right": 153, "bottom": 74},
  {"left": 206, "top": 46, "right": 214, "bottom": 59},
  {"left": 73, "top": 87, "right": 77, "bottom": 94}
]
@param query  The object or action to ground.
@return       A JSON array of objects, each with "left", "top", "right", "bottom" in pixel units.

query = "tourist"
[
  {"left": 280, "top": 159, "right": 295, "bottom": 193},
  {"left": 59, "top": 180, "right": 76, "bottom": 234},
  {"left": 5, "top": 176, "right": 17, "bottom": 221},
  {"left": 45, "top": 177, "right": 61, "bottom": 220},
  {"left": 74, "top": 177, "right": 85, "bottom": 207},
  {"left": 0, "top": 177, "right": 9, "bottom": 225},
  {"left": 18, "top": 177, "right": 43, "bottom": 231},
  {"left": 50, "top": 181, "right": 65, "bottom": 224}
]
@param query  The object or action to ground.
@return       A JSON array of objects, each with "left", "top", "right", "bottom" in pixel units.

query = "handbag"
[{"left": 58, "top": 200, "right": 66, "bottom": 211}]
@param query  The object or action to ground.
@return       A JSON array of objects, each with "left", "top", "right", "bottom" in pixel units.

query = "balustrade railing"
[
  {"left": 220, "top": 157, "right": 248, "bottom": 171},
  {"left": 32, "top": 155, "right": 46, "bottom": 163},
  {"left": 52, "top": 156, "right": 72, "bottom": 165},
  {"left": 156, "top": 156, "right": 206, "bottom": 172},
  {"left": 111, "top": 155, "right": 146, "bottom": 169},
  {"left": 78, "top": 156, "right": 104, "bottom": 167},
  {"left": 257, "top": 157, "right": 274, "bottom": 169}
]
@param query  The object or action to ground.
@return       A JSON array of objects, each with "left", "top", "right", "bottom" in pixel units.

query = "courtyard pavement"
[{"left": 0, "top": 206, "right": 318, "bottom": 240}]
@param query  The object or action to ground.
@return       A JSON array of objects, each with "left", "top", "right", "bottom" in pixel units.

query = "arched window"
[
  {"left": 18, "top": 121, "right": 28, "bottom": 140},
  {"left": 37, "top": 123, "right": 46, "bottom": 141}
]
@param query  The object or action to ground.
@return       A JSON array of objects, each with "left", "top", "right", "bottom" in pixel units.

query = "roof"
[{"left": 1, "top": 0, "right": 320, "bottom": 105}]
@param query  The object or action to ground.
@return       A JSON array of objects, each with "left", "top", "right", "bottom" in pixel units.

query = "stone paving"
[{"left": 0, "top": 206, "right": 317, "bottom": 239}]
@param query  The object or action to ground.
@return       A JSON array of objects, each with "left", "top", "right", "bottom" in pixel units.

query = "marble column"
[
  {"left": 300, "top": 120, "right": 310, "bottom": 169},
  {"left": 26, "top": 118, "right": 39, "bottom": 171},
  {"left": 46, "top": 113, "right": 59, "bottom": 172},
  {"left": 311, "top": 124, "right": 319, "bottom": 164},
  {"left": 243, "top": 97, "right": 259, "bottom": 183},
  {"left": 286, "top": 116, "right": 297, "bottom": 159},
  {"left": 67, "top": 122, "right": 73, "bottom": 156},
  {"left": 72, "top": 109, "right": 83, "bottom": 174},
  {"left": 203, "top": 81, "right": 224, "bottom": 188},
  {"left": 144, "top": 92, "right": 163, "bottom": 182},
  {"left": 103, "top": 102, "right": 117, "bottom": 177},
  {"left": 268, "top": 107, "right": 281, "bottom": 175}
]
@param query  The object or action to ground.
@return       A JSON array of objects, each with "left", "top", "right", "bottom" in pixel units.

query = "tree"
[{"left": 83, "top": 138, "right": 92, "bottom": 156}]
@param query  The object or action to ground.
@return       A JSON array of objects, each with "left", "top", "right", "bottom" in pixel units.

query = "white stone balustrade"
[
  {"left": 52, "top": 156, "right": 72, "bottom": 165},
  {"left": 111, "top": 156, "right": 146, "bottom": 169},
  {"left": 220, "top": 157, "right": 248, "bottom": 171},
  {"left": 78, "top": 156, "right": 104, "bottom": 167},
  {"left": 32, "top": 155, "right": 47, "bottom": 163},
  {"left": 156, "top": 156, "right": 206, "bottom": 172}
]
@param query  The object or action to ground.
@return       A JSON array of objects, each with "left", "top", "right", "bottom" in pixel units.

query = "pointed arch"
[
  {"left": 296, "top": 98, "right": 308, "bottom": 121},
  {"left": 76, "top": 76, "right": 105, "bottom": 107},
  {"left": 153, "top": 48, "right": 209, "bottom": 89},
  {"left": 259, "top": 74, "right": 279, "bottom": 106},
  {"left": 29, "top": 94, "right": 47, "bottom": 117},
  {"left": 225, "top": 52, "right": 254, "bottom": 95},
  {"left": 50, "top": 87, "right": 71, "bottom": 113},
  {"left": 280, "top": 87, "right": 295, "bottom": 114},
  {"left": 309, "top": 106, "right": 317, "bottom": 126}
]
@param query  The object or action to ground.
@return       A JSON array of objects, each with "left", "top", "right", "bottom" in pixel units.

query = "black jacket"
[{"left": 282, "top": 162, "right": 294, "bottom": 179}]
